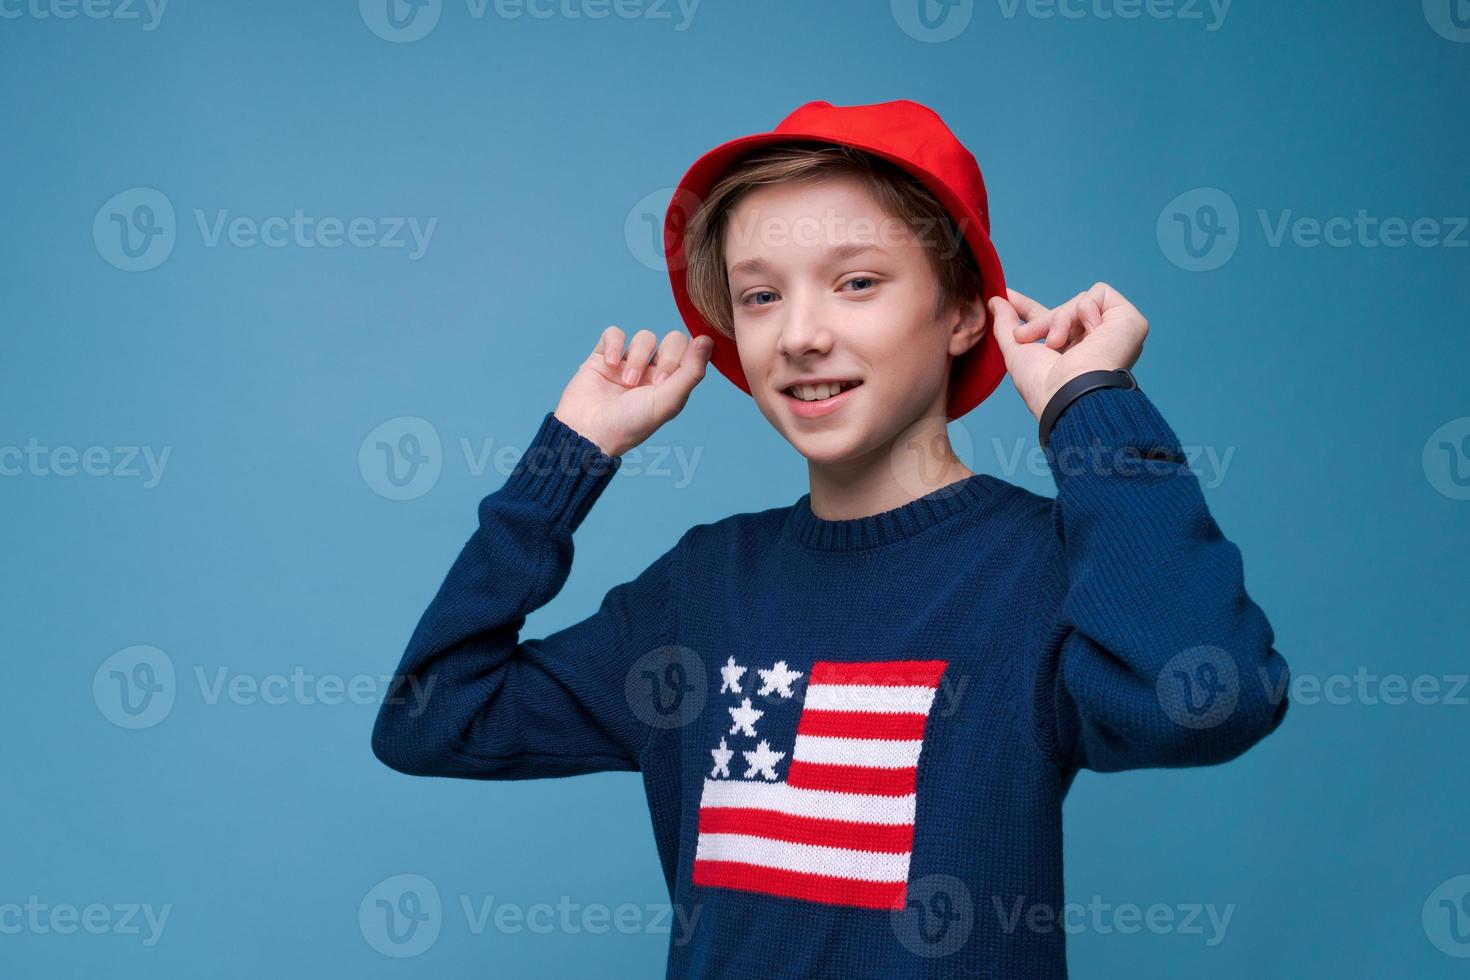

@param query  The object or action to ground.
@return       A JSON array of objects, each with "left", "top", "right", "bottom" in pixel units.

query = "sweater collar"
[{"left": 783, "top": 473, "right": 1000, "bottom": 551}]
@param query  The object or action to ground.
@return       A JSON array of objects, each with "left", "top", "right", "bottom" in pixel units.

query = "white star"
[
  {"left": 719, "top": 656, "right": 747, "bottom": 695},
  {"left": 742, "top": 739, "right": 786, "bottom": 781},
  {"left": 709, "top": 737, "right": 733, "bottom": 778},
  {"left": 727, "top": 697, "right": 763, "bottom": 737},
  {"left": 757, "top": 660, "right": 804, "bottom": 699}
]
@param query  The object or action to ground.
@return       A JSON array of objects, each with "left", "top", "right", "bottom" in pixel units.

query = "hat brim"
[{"left": 663, "top": 129, "right": 1008, "bottom": 422}]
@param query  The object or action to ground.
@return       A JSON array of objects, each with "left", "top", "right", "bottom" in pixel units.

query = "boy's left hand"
[{"left": 988, "top": 283, "right": 1148, "bottom": 421}]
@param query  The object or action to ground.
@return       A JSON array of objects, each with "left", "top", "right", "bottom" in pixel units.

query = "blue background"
[{"left": 3, "top": 0, "right": 1468, "bottom": 976}]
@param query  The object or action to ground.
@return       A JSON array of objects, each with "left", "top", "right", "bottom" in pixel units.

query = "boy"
[{"left": 372, "top": 99, "right": 1290, "bottom": 978}]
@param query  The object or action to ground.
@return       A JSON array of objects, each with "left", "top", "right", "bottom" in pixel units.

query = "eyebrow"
[{"left": 727, "top": 241, "right": 887, "bottom": 278}]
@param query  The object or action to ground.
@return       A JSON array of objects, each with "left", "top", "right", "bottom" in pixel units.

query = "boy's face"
[{"left": 723, "top": 174, "right": 985, "bottom": 467}]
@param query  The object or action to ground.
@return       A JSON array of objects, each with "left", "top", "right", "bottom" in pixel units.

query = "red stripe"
[
  {"left": 808, "top": 659, "right": 948, "bottom": 688},
  {"left": 697, "top": 807, "right": 915, "bottom": 853},
  {"left": 693, "top": 860, "right": 908, "bottom": 910},
  {"left": 785, "top": 761, "right": 918, "bottom": 796},
  {"left": 796, "top": 709, "right": 932, "bottom": 740}
]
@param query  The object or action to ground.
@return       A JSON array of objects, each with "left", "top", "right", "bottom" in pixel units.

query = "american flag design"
[{"left": 692, "top": 657, "right": 950, "bottom": 910}]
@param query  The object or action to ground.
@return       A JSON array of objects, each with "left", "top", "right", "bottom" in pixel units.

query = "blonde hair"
[{"left": 680, "top": 142, "right": 984, "bottom": 340}]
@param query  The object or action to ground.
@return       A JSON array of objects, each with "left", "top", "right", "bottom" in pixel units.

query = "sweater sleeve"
[
  {"left": 1031, "top": 385, "right": 1290, "bottom": 773},
  {"left": 370, "top": 410, "right": 679, "bottom": 780}
]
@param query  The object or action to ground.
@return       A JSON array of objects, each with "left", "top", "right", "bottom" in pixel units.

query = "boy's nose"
[{"left": 776, "top": 290, "right": 835, "bottom": 360}]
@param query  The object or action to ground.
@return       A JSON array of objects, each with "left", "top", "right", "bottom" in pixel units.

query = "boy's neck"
[{"left": 804, "top": 416, "right": 975, "bottom": 522}]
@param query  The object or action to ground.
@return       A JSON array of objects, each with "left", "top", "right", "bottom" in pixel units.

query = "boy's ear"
[{"left": 947, "top": 294, "right": 988, "bottom": 358}]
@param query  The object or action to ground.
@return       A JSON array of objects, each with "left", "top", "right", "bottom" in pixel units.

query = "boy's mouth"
[
  {"left": 781, "top": 379, "right": 862, "bottom": 402},
  {"left": 779, "top": 379, "right": 863, "bottom": 418}
]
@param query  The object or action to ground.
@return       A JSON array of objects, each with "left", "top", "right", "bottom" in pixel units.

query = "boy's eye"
[{"left": 740, "top": 278, "right": 877, "bottom": 307}]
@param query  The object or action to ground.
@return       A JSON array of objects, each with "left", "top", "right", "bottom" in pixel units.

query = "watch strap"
[{"left": 1038, "top": 368, "right": 1139, "bottom": 451}]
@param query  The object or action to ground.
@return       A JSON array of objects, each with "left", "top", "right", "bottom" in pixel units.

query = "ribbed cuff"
[
  {"left": 1042, "top": 386, "right": 1186, "bottom": 485},
  {"left": 500, "top": 411, "right": 622, "bottom": 532}
]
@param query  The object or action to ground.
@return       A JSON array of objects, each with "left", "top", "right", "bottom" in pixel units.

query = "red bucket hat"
[{"left": 662, "top": 99, "right": 1008, "bottom": 422}]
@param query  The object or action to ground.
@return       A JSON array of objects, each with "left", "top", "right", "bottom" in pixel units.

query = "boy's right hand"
[{"left": 554, "top": 327, "right": 715, "bottom": 458}]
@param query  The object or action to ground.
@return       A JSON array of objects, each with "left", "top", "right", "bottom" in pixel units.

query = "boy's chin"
[
  {"left": 783, "top": 428, "right": 872, "bottom": 467},
  {"left": 756, "top": 395, "right": 881, "bottom": 464}
]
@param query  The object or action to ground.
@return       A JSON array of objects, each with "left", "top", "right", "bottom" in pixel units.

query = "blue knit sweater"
[{"left": 371, "top": 385, "right": 1290, "bottom": 978}]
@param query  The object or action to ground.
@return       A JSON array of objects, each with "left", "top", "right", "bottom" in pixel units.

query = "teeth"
[{"left": 789, "top": 381, "right": 858, "bottom": 402}]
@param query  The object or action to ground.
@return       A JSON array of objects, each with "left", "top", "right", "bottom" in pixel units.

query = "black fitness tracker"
[{"left": 1038, "top": 368, "right": 1139, "bottom": 451}]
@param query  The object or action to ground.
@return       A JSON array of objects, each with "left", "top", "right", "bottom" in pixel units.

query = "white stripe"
[
  {"left": 803, "top": 683, "right": 937, "bottom": 714},
  {"left": 695, "top": 832, "right": 913, "bottom": 882},
  {"left": 698, "top": 778, "right": 915, "bottom": 825},
  {"left": 792, "top": 734, "right": 924, "bottom": 768}
]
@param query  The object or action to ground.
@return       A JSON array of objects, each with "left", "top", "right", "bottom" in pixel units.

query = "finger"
[
  {"left": 987, "top": 296, "right": 1024, "bottom": 357},
  {"left": 1005, "top": 287, "right": 1050, "bottom": 323},
  {"left": 1006, "top": 290, "right": 1055, "bottom": 342},
  {"left": 1050, "top": 291, "right": 1096, "bottom": 347},
  {"left": 599, "top": 325, "right": 626, "bottom": 368},
  {"left": 1045, "top": 296, "right": 1083, "bottom": 350},
  {"left": 1017, "top": 312, "right": 1054, "bottom": 343},
  {"left": 1092, "top": 281, "right": 1143, "bottom": 320},
  {"left": 1084, "top": 282, "right": 1112, "bottom": 325},
  {"left": 1078, "top": 294, "right": 1103, "bottom": 332},
  {"left": 1008, "top": 305, "right": 1038, "bottom": 340},
  {"left": 620, "top": 329, "right": 659, "bottom": 386},
  {"left": 649, "top": 330, "right": 690, "bottom": 385},
  {"left": 1064, "top": 315, "right": 1087, "bottom": 351},
  {"left": 1004, "top": 298, "right": 1044, "bottom": 340},
  {"left": 653, "top": 334, "right": 714, "bottom": 411}
]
